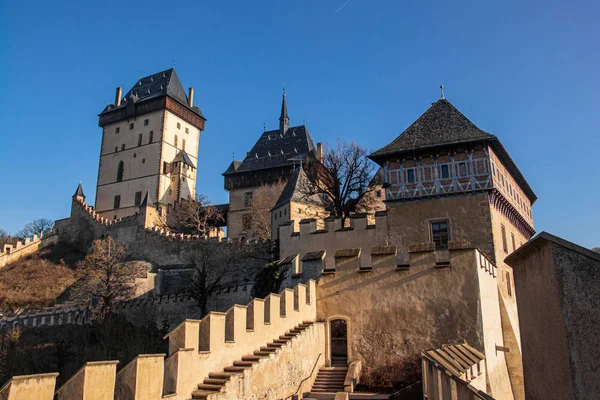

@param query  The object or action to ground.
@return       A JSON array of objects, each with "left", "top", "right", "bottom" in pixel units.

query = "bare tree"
[
  {"left": 302, "top": 139, "right": 378, "bottom": 225},
  {"left": 245, "top": 180, "right": 287, "bottom": 241},
  {"left": 70, "top": 237, "right": 143, "bottom": 321},
  {"left": 0, "top": 229, "right": 11, "bottom": 248},
  {"left": 187, "top": 241, "right": 263, "bottom": 316},
  {"left": 14, "top": 218, "right": 54, "bottom": 240},
  {"left": 161, "top": 194, "right": 225, "bottom": 237}
]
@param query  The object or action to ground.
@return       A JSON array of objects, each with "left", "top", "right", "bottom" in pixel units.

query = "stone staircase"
[
  {"left": 305, "top": 357, "right": 348, "bottom": 399},
  {"left": 190, "top": 321, "right": 314, "bottom": 399}
]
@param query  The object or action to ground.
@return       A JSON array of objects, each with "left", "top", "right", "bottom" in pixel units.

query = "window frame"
[
  {"left": 440, "top": 164, "right": 450, "bottom": 179},
  {"left": 405, "top": 168, "right": 416, "bottom": 184},
  {"left": 134, "top": 191, "right": 142, "bottom": 206},
  {"left": 501, "top": 224, "right": 508, "bottom": 253},
  {"left": 429, "top": 218, "right": 450, "bottom": 250},
  {"left": 113, "top": 195, "right": 121, "bottom": 209},
  {"left": 244, "top": 191, "right": 253, "bottom": 207}
]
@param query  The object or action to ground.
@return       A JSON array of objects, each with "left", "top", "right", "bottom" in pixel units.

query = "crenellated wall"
[
  {"left": 0, "top": 281, "right": 319, "bottom": 400},
  {"left": 0, "top": 232, "right": 59, "bottom": 268}
]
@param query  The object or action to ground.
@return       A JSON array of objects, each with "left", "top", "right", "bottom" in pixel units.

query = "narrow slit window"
[
  {"left": 138, "top": 134, "right": 143, "bottom": 147},
  {"left": 440, "top": 164, "right": 450, "bottom": 179},
  {"left": 405, "top": 169, "right": 416, "bottom": 184},
  {"left": 113, "top": 195, "right": 121, "bottom": 209},
  {"left": 134, "top": 191, "right": 142, "bottom": 206},
  {"left": 501, "top": 225, "right": 508, "bottom": 253}
]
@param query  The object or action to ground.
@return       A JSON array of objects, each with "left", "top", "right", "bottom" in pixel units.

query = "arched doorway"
[{"left": 330, "top": 319, "right": 348, "bottom": 366}]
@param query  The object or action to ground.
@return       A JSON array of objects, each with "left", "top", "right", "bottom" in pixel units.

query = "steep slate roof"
[
  {"left": 272, "top": 167, "right": 325, "bottom": 210},
  {"left": 223, "top": 160, "right": 242, "bottom": 175},
  {"left": 100, "top": 69, "right": 205, "bottom": 119},
  {"left": 173, "top": 150, "right": 196, "bottom": 168},
  {"left": 369, "top": 99, "right": 536, "bottom": 203},
  {"left": 224, "top": 125, "right": 316, "bottom": 174},
  {"left": 73, "top": 182, "right": 85, "bottom": 198}
]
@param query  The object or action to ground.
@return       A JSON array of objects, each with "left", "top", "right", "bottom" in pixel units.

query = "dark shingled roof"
[
  {"left": 272, "top": 167, "right": 325, "bottom": 210},
  {"left": 73, "top": 182, "right": 85, "bottom": 198},
  {"left": 224, "top": 125, "right": 315, "bottom": 175},
  {"left": 100, "top": 69, "right": 205, "bottom": 119},
  {"left": 369, "top": 99, "right": 537, "bottom": 203},
  {"left": 173, "top": 150, "right": 196, "bottom": 168},
  {"left": 223, "top": 160, "right": 242, "bottom": 175}
]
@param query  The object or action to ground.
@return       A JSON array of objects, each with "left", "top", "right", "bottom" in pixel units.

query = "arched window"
[{"left": 117, "top": 161, "right": 124, "bottom": 182}]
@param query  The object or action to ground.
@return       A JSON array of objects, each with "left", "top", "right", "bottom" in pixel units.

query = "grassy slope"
[{"left": 0, "top": 244, "right": 85, "bottom": 311}]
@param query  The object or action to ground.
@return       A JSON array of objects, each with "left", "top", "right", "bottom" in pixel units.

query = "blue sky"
[{"left": 0, "top": 0, "right": 598, "bottom": 248}]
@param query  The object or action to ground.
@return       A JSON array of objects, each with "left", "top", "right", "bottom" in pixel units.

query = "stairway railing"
[{"left": 288, "top": 352, "right": 322, "bottom": 400}]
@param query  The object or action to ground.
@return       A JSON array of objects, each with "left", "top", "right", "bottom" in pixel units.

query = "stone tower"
[{"left": 96, "top": 69, "right": 205, "bottom": 219}]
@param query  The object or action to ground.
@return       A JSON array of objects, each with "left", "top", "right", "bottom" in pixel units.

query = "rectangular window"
[
  {"left": 177, "top": 122, "right": 181, "bottom": 129},
  {"left": 501, "top": 225, "right": 508, "bottom": 253},
  {"left": 458, "top": 162, "right": 468, "bottom": 177},
  {"left": 138, "top": 134, "right": 143, "bottom": 147},
  {"left": 511, "top": 233, "right": 516, "bottom": 252},
  {"left": 121, "top": 144, "right": 125, "bottom": 151},
  {"left": 431, "top": 220, "right": 449, "bottom": 250},
  {"left": 185, "top": 127, "right": 189, "bottom": 134},
  {"left": 115, "top": 127, "right": 120, "bottom": 134},
  {"left": 129, "top": 123, "right": 134, "bottom": 130},
  {"left": 115, "top": 146, "right": 118, "bottom": 152},
  {"left": 244, "top": 191, "right": 253, "bottom": 207},
  {"left": 149, "top": 131, "right": 153, "bottom": 143},
  {"left": 174, "top": 135, "right": 178, "bottom": 148},
  {"left": 376, "top": 190, "right": 382, "bottom": 198},
  {"left": 144, "top": 119, "right": 149, "bottom": 126},
  {"left": 134, "top": 191, "right": 142, "bottom": 206},
  {"left": 113, "top": 195, "right": 121, "bottom": 209},
  {"left": 405, "top": 169, "right": 416, "bottom": 184},
  {"left": 506, "top": 271, "right": 512, "bottom": 296},
  {"left": 163, "top": 161, "right": 168, "bottom": 174},
  {"left": 182, "top": 139, "right": 186, "bottom": 151},
  {"left": 440, "top": 164, "right": 450, "bottom": 179},
  {"left": 243, "top": 214, "right": 252, "bottom": 231}
]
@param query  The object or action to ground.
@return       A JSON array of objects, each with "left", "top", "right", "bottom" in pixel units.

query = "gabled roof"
[
  {"left": 224, "top": 125, "right": 315, "bottom": 175},
  {"left": 369, "top": 98, "right": 536, "bottom": 203},
  {"left": 223, "top": 160, "right": 242, "bottom": 175},
  {"left": 100, "top": 69, "right": 204, "bottom": 119},
  {"left": 173, "top": 150, "right": 196, "bottom": 168},
  {"left": 272, "top": 166, "right": 325, "bottom": 210}
]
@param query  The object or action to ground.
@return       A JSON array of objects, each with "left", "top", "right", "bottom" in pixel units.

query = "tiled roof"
[
  {"left": 369, "top": 98, "right": 536, "bottom": 203},
  {"left": 100, "top": 69, "right": 204, "bottom": 119},
  {"left": 173, "top": 150, "right": 196, "bottom": 168},
  {"left": 272, "top": 167, "right": 325, "bottom": 210},
  {"left": 224, "top": 125, "right": 315, "bottom": 174}
]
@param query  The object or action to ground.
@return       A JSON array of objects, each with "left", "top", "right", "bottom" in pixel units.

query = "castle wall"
[
  {"left": 386, "top": 193, "right": 494, "bottom": 263},
  {"left": 0, "top": 233, "right": 59, "bottom": 268}
]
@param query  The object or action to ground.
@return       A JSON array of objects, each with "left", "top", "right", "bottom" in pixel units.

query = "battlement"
[
  {"left": 0, "top": 280, "right": 318, "bottom": 400},
  {"left": 0, "top": 231, "right": 59, "bottom": 268},
  {"left": 280, "top": 211, "right": 388, "bottom": 238},
  {"left": 0, "top": 303, "right": 91, "bottom": 331},
  {"left": 73, "top": 197, "right": 139, "bottom": 226}
]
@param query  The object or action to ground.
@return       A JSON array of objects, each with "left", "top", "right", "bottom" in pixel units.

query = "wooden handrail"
[{"left": 288, "top": 353, "right": 322, "bottom": 399}]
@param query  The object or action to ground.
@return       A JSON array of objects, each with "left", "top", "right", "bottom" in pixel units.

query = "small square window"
[
  {"left": 440, "top": 165, "right": 450, "bottom": 179},
  {"left": 177, "top": 122, "right": 181, "bottom": 129},
  {"left": 185, "top": 127, "right": 189, "bottom": 134},
  {"left": 376, "top": 190, "right": 382, "bottom": 198},
  {"left": 129, "top": 123, "right": 134, "bottom": 130},
  {"left": 115, "top": 127, "right": 120, "bottom": 134},
  {"left": 121, "top": 144, "right": 125, "bottom": 151},
  {"left": 114, "top": 195, "right": 121, "bottom": 209},
  {"left": 144, "top": 119, "right": 149, "bottom": 126},
  {"left": 162, "top": 161, "right": 169, "bottom": 174},
  {"left": 134, "top": 191, "right": 142, "bottom": 206},
  {"left": 431, "top": 220, "right": 449, "bottom": 249}
]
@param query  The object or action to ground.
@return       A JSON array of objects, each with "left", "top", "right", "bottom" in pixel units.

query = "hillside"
[{"left": 0, "top": 244, "right": 84, "bottom": 312}]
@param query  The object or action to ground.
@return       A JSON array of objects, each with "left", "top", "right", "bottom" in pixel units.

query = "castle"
[{"left": 5, "top": 69, "right": 595, "bottom": 400}]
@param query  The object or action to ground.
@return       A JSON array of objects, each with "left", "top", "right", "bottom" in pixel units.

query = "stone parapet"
[
  {"left": 0, "top": 280, "right": 318, "bottom": 400},
  {"left": 0, "top": 232, "right": 59, "bottom": 268}
]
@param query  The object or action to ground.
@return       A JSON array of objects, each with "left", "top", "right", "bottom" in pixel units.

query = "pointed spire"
[
  {"left": 279, "top": 86, "right": 289, "bottom": 134},
  {"left": 73, "top": 182, "right": 85, "bottom": 200}
]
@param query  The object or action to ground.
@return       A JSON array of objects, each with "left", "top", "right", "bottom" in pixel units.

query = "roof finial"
[
  {"left": 283, "top": 82, "right": 286, "bottom": 96},
  {"left": 303, "top": 119, "right": 306, "bottom": 126},
  {"left": 172, "top": 59, "right": 175, "bottom": 68},
  {"left": 440, "top": 85, "right": 445, "bottom": 100},
  {"left": 232, "top": 152, "right": 235, "bottom": 161},
  {"left": 139, "top": 71, "right": 142, "bottom": 79},
  {"left": 263, "top": 122, "right": 266, "bottom": 132}
]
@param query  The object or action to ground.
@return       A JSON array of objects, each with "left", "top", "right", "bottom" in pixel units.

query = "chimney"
[
  {"left": 115, "top": 87, "right": 122, "bottom": 107},
  {"left": 188, "top": 87, "right": 194, "bottom": 107},
  {"left": 317, "top": 142, "right": 323, "bottom": 161}
]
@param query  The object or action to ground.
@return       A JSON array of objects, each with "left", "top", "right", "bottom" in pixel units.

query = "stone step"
[
  {"left": 202, "top": 378, "right": 228, "bottom": 386},
  {"left": 280, "top": 335, "right": 295, "bottom": 340},
  {"left": 259, "top": 346, "right": 277, "bottom": 352},
  {"left": 208, "top": 372, "right": 236, "bottom": 379},
  {"left": 311, "top": 388, "right": 344, "bottom": 393},
  {"left": 304, "top": 394, "right": 337, "bottom": 400},
  {"left": 241, "top": 355, "right": 261, "bottom": 362},
  {"left": 273, "top": 339, "right": 289, "bottom": 344},
  {"left": 267, "top": 342, "right": 284, "bottom": 347},
  {"left": 314, "top": 379, "right": 346, "bottom": 383},
  {"left": 191, "top": 390, "right": 212, "bottom": 399},
  {"left": 233, "top": 361, "right": 254, "bottom": 367},
  {"left": 253, "top": 351, "right": 272, "bottom": 357},
  {"left": 197, "top": 383, "right": 223, "bottom": 391},
  {"left": 224, "top": 366, "right": 246, "bottom": 373}
]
